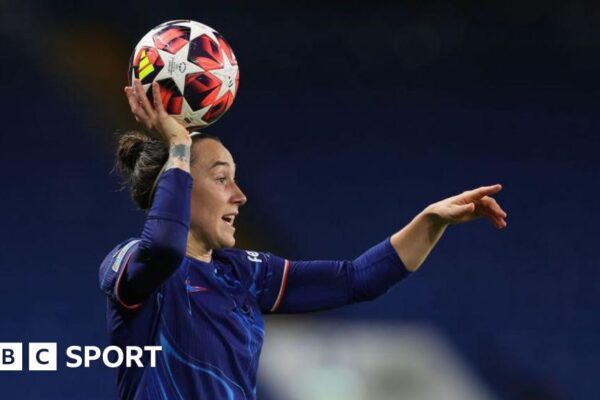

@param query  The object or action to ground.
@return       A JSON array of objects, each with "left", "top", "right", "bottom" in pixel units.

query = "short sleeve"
[
  {"left": 98, "top": 239, "right": 142, "bottom": 310},
  {"left": 245, "top": 250, "right": 290, "bottom": 314}
]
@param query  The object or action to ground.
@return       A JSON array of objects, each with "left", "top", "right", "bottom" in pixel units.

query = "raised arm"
[{"left": 118, "top": 80, "right": 193, "bottom": 307}]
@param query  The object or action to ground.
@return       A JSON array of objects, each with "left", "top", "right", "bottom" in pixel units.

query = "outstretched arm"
[
  {"left": 261, "top": 185, "right": 507, "bottom": 314},
  {"left": 391, "top": 185, "right": 507, "bottom": 272}
]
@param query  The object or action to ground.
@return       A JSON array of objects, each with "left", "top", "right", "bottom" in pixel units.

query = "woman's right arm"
[{"left": 117, "top": 80, "right": 192, "bottom": 308}]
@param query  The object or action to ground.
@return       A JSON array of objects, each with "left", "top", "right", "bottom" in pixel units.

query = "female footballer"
[{"left": 99, "top": 79, "right": 507, "bottom": 400}]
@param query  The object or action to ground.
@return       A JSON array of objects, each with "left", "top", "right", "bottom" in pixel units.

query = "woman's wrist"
[
  {"left": 421, "top": 204, "right": 449, "bottom": 229},
  {"left": 165, "top": 142, "right": 191, "bottom": 172},
  {"left": 168, "top": 133, "right": 192, "bottom": 147}
]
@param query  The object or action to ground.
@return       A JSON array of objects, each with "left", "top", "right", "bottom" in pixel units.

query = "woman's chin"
[{"left": 217, "top": 235, "right": 236, "bottom": 249}]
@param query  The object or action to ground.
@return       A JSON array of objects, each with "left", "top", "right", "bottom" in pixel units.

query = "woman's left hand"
[{"left": 425, "top": 184, "right": 507, "bottom": 229}]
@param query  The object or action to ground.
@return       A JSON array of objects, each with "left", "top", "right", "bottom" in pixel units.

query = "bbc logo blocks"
[
  {"left": 0, "top": 343, "right": 161, "bottom": 370},
  {"left": 29, "top": 343, "right": 57, "bottom": 371},
  {"left": 0, "top": 343, "right": 22, "bottom": 371},
  {"left": 0, "top": 343, "right": 57, "bottom": 371}
]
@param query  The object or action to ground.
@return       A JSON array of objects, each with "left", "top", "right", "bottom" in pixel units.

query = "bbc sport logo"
[{"left": 0, "top": 343, "right": 161, "bottom": 371}]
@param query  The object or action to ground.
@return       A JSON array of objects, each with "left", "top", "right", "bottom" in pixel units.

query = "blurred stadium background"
[{"left": 1, "top": 1, "right": 599, "bottom": 398}]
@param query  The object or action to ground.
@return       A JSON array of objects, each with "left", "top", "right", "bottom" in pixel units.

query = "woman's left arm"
[
  {"left": 391, "top": 184, "right": 507, "bottom": 272},
  {"left": 261, "top": 184, "right": 507, "bottom": 314}
]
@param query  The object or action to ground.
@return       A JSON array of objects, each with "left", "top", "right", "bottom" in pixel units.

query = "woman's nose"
[{"left": 232, "top": 183, "right": 247, "bottom": 205}]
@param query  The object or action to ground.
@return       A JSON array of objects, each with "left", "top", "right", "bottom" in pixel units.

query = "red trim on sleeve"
[
  {"left": 270, "top": 259, "right": 290, "bottom": 313},
  {"left": 114, "top": 250, "right": 143, "bottom": 311}
]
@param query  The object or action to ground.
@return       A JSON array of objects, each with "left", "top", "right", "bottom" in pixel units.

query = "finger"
[
  {"left": 491, "top": 215, "right": 507, "bottom": 229},
  {"left": 479, "top": 197, "right": 508, "bottom": 219},
  {"left": 125, "top": 86, "right": 149, "bottom": 120},
  {"left": 492, "top": 215, "right": 506, "bottom": 229},
  {"left": 134, "top": 79, "right": 156, "bottom": 118},
  {"left": 485, "top": 196, "right": 507, "bottom": 218},
  {"left": 151, "top": 82, "right": 166, "bottom": 115},
  {"left": 462, "top": 184, "right": 502, "bottom": 203},
  {"left": 477, "top": 198, "right": 507, "bottom": 229},
  {"left": 478, "top": 205, "right": 500, "bottom": 228},
  {"left": 488, "top": 209, "right": 507, "bottom": 229}
]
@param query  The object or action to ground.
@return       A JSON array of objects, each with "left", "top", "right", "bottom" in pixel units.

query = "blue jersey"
[{"left": 99, "top": 168, "right": 410, "bottom": 399}]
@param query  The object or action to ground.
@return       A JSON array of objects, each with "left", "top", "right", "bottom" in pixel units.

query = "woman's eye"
[{"left": 216, "top": 177, "right": 227, "bottom": 184}]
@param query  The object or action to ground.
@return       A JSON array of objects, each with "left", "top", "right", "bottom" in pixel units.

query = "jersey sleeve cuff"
[
  {"left": 270, "top": 259, "right": 291, "bottom": 313},
  {"left": 255, "top": 253, "right": 290, "bottom": 313},
  {"left": 384, "top": 236, "right": 411, "bottom": 274}
]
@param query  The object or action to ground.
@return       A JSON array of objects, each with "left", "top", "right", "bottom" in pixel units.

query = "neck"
[{"left": 186, "top": 232, "right": 213, "bottom": 263}]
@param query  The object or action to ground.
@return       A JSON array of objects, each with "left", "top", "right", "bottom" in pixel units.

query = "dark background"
[{"left": 0, "top": 1, "right": 598, "bottom": 398}]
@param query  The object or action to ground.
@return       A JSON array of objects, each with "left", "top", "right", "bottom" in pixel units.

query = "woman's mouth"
[{"left": 222, "top": 214, "right": 237, "bottom": 229}]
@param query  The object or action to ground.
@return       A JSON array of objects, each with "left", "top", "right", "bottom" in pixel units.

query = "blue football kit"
[{"left": 99, "top": 168, "right": 410, "bottom": 399}]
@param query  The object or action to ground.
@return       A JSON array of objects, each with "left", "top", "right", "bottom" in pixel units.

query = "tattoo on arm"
[{"left": 165, "top": 144, "right": 190, "bottom": 169}]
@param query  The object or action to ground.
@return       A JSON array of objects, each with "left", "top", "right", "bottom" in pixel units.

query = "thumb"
[{"left": 452, "top": 202, "right": 476, "bottom": 219}]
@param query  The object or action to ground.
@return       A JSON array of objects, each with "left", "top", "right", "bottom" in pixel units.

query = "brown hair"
[{"left": 115, "top": 130, "right": 220, "bottom": 210}]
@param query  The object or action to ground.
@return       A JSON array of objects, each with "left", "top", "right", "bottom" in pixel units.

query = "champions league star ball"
[{"left": 128, "top": 20, "right": 239, "bottom": 128}]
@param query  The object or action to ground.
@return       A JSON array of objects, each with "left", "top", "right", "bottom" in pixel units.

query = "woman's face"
[{"left": 189, "top": 139, "right": 247, "bottom": 250}]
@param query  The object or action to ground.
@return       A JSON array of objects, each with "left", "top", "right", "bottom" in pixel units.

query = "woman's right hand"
[{"left": 125, "top": 79, "right": 191, "bottom": 146}]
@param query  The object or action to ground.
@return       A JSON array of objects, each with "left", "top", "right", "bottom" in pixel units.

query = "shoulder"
[
  {"left": 99, "top": 238, "right": 141, "bottom": 272},
  {"left": 213, "top": 248, "right": 282, "bottom": 288},
  {"left": 214, "top": 248, "right": 271, "bottom": 266},
  {"left": 214, "top": 248, "right": 286, "bottom": 272},
  {"left": 214, "top": 248, "right": 288, "bottom": 285},
  {"left": 99, "top": 238, "right": 141, "bottom": 294}
]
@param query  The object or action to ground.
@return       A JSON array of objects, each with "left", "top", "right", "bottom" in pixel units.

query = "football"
[{"left": 128, "top": 20, "right": 239, "bottom": 129}]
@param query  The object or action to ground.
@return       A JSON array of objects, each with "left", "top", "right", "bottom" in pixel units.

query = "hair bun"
[
  {"left": 116, "top": 131, "right": 152, "bottom": 174},
  {"left": 114, "top": 130, "right": 169, "bottom": 210}
]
